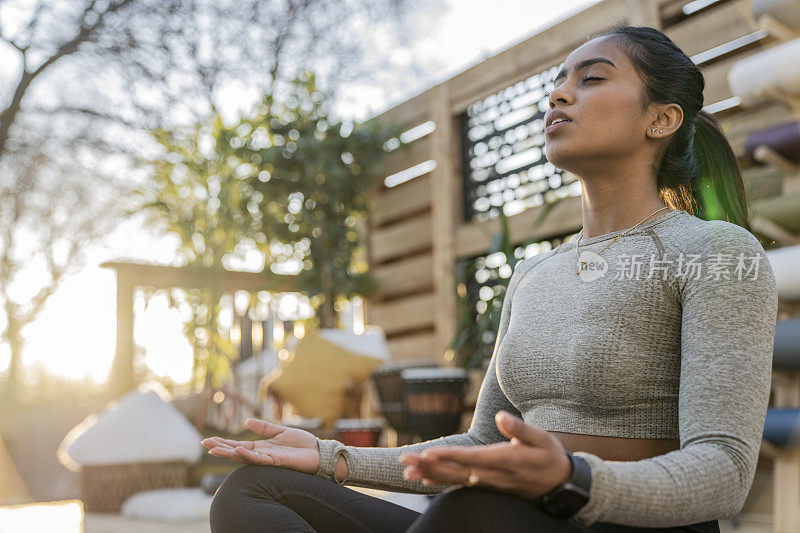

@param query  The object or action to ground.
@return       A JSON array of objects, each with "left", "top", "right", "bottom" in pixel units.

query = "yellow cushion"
[{"left": 264, "top": 329, "right": 384, "bottom": 428}]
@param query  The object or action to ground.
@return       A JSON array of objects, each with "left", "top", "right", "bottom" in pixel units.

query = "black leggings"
[{"left": 209, "top": 464, "right": 721, "bottom": 533}]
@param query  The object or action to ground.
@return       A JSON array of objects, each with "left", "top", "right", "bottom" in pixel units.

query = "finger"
[
  {"left": 235, "top": 446, "right": 275, "bottom": 465},
  {"left": 246, "top": 418, "right": 285, "bottom": 438},
  {"left": 495, "top": 411, "right": 549, "bottom": 448},
  {"left": 206, "top": 440, "right": 235, "bottom": 450},
  {"left": 205, "top": 437, "right": 254, "bottom": 449},
  {"left": 402, "top": 465, "right": 423, "bottom": 481},
  {"left": 414, "top": 456, "right": 514, "bottom": 490},
  {"left": 201, "top": 437, "right": 227, "bottom": 448},
  {"left": 201, "top": 438, "right": 233, "bottom": 449},
  {"left": 208, "top": 447, "right": 249, "bottom": 464},
  {"left": 414, "top": 457, "right": 475, "bottom": 486},
  {"left": 398, "top": 453, "right": 424, "bottom": 467},
  {"left": 419, "top": 443, "right": 519, "bottom": 471}
]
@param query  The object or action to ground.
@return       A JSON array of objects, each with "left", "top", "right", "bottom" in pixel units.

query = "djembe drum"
[
  {"left": 371, "top": 360, "right": 439, "bottom": 434},
  {"left": 400, "top": 367, "right": 470, "bottom": 441}
]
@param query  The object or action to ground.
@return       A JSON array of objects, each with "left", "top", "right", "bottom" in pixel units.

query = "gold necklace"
[{"left": 575, "top": 206, "right": 671, "bottom": 276}]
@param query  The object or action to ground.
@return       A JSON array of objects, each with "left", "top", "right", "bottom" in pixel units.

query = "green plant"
[
  {"left": 449, "top": 195, "right": 573, "bottom": 371},
  {"left": 137, "top": 70, "right": 405, "bottom": 389},
  {"left": 234, "top": 71, "right": 405, "bottom": 329}
]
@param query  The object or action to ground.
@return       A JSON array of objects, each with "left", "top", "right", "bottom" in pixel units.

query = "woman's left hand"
[{"left": 398, "top": 410, "right": 572, "bottom": 503}]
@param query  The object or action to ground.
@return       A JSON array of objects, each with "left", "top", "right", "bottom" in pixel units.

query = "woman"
[{"left": 203, "top": 25, "right": 778, "bottom": 532}]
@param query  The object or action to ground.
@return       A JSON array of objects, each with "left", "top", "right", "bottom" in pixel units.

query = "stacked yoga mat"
[{"left": 728, "top": 0, "right": 800, "bottom": 108}]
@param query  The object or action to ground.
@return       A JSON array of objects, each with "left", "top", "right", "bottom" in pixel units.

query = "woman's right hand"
[{"left": 201, "top": 418, "right": 320, "bottom": 475}]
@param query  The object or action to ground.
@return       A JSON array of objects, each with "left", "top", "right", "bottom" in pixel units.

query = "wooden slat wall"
[
  {"left": 369, "top": 173, "right": 432, "bottom": 227},
  {"left": 664, "top": 0, "right": 754, "bottom": 57},
  {"left": 361, "top": 0, "right": 797, "bottom": 363},
  {"left": 369, "top": 212, "right": 433, "bottom": 263},
  {"left": 371, "top": 254, "right": 434, "bottom": 299},
  {"left": 380, "top": 138, "right": 432, "bottom": 181}
]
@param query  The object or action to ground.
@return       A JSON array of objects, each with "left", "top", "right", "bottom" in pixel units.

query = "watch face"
[{"left": 543, "top": 482, "right": 590, "bottom": 518}]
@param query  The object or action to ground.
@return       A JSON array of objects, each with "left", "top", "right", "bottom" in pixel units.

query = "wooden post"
[
  {"left": 429, "top": 83, "right": 460, "bottom": 365},
  {"left": 108, "top": 271, "right": 136, "bottom": 398},
  {"left": 355, "top": 215, "right": 372, "bottom": 335},
  {"left": 772, "top": 371, "right": 800, "bottom": 532}
]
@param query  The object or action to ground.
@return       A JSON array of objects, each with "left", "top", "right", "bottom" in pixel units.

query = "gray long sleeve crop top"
[{"left": 313, "top": 208, "right": 779, "bottom": 528}]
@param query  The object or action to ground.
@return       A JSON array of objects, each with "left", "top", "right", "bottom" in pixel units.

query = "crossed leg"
[{"left": 209, "top": 464, "right": 422, "bottom": 532}]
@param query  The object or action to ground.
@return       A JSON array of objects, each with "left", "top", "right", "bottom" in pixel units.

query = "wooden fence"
[{"left": 361, "top": 0, "right": 799, "bottom": 364}]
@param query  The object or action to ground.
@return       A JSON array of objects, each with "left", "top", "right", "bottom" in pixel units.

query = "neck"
[{"left": 575, "top": 163, "right": 667, "bottom": 239}]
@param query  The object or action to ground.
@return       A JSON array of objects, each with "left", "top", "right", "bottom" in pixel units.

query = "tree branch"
[
  {"left": 0, "top": 0, "right": 138, "bottom": 156},
  {"left": 26, "top": 105, "right": 149, "bottom": 131}
]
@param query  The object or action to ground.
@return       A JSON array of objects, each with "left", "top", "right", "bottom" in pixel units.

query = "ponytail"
[{"left": 690, "top": 110, "right": 752, "bottom": 232}]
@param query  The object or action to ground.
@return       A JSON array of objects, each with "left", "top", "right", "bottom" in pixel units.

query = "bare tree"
[{"left": 0, "top": 0, "right": 445, "bottom": 398}]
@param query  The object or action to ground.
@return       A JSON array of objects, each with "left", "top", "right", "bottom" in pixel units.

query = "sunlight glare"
[
  {"left": 0, "top": 500, "right": 83, "bottom": 533},
  {"left": 20, "top": 267, "right": 117, "bottom": 383},
  {"left": 133, "top": 293, "right": 194, "bottom": 383}
]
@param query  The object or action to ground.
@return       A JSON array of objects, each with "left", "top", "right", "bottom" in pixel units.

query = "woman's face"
[{"left": 543, "top": 36, "right": 654, "bottom": 175}]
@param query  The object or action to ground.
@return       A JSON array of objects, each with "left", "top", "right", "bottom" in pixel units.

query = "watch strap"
[
  {"left": 539, "top": 451, "right": 592, "bottom": 518},
  {"left": 565, "top": 451, "right": 592, "bottom": 492}
]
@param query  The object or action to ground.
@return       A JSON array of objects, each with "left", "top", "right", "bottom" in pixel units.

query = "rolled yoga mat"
[
  {"left": 766, "top": 244, "right": 800, "bottom": 300},
  {"left": 773, "top": 318, "right": 800, "bottom": 370},
  {"left": 752, "top": 0, "right": 800, "bottom": 30},
  {"left": 728, "top": 37, "right": 800, "bottom": 107},
  {"left": 763, "top": 408, "right": 800, "bottom": 447},
  {"left": 744, "top": 120, "right": 800, "bottom": 166}
]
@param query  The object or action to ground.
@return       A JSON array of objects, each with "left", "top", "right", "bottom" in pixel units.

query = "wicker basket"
[{"left": 80, "top": 460, "right": 189, "bottom": 512}]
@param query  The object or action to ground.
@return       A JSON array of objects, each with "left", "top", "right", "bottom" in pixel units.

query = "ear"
[{"left": 647, "top": 102, "right": 683, "bottom": 139}]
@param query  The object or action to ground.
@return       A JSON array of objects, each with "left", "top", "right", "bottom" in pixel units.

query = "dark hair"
[{"left": 590, "top": 25, "right": 751, "bottom": 232}]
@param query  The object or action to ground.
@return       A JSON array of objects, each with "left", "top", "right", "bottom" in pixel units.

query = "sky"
[{"left": 1, "top": 0, "right": 603, "bottom": 385}]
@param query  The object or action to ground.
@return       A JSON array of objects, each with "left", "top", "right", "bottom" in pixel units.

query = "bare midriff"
[{"left": 551, "top": 431, "right": 681, "bottom": 461}]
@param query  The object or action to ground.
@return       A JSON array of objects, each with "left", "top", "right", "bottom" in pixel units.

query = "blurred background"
[{"left": 1, "top": 0, "right": 800, "bottom": 531}]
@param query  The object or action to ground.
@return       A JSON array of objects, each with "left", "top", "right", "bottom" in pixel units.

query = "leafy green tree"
[
  {"left": 234, "top": 71, "right": 403, "bottom": 328},
  {"left": 139, "top": 71, "right": 404, "bottom": 389},
  {"left": 142, "top": 115, "right": 258, "bottom": 388}
]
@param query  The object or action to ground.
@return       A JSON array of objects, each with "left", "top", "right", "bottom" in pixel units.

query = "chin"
[
  {"left": 544, "top": 144, "right": 577, "bottom": 173},
  {"left": 545, "top": 139, "right": 608, "bottom": 175}
]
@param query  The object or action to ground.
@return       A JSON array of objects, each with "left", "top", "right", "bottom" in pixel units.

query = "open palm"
[{"left": 201, "top": 418, "right": 321, "bottom": 475}]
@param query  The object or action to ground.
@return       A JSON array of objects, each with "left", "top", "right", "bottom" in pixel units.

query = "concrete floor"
[
  {"left": 81, "top": 516, "right": 781, "bottom": 533},
  {"left": 84, "top": 514, "right": 210, "bottom": 533},
  {"left": 0, "top": 500, "right": 784, "bottom": 533},
  {"left": 0, "top": 487, "right": 433, "bottom": 533}
]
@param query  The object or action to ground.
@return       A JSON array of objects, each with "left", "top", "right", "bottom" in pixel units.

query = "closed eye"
[{"left": 545, "top": 76, "right": 605, "bottom": 98}]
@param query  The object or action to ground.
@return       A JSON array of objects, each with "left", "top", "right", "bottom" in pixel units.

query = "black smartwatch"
[{"left": 538, "top": 451, "right": 592, "bottom": 519}]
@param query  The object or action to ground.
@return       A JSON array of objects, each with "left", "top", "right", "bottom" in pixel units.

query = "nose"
[{"left": 548, "top": 82, "right": 571, "bottom": 108}]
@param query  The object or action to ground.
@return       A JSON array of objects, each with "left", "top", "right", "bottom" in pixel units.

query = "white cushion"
[
  {"left": 57, "top": 384, "right": 202, "bottom": 469},
  {"left": 121, "top": 488, "right": 211, "bottom": 521}
]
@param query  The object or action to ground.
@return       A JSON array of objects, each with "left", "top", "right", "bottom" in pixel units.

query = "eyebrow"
[{"left": 554, "top": 57, "right": 617, "bottom": 83}]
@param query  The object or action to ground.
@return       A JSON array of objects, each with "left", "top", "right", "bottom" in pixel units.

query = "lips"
[
  {"left": 545, "top": 110, "right": 572, "bottom": 128},
  {"left": 545, "top": 118, "right": 572, "bottom": 134}
]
